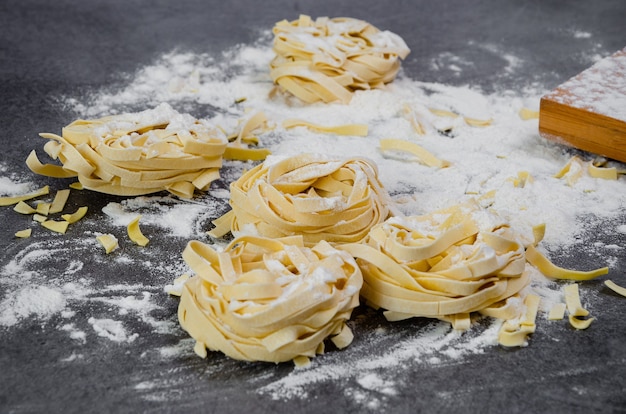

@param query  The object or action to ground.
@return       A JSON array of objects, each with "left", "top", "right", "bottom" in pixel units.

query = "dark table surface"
[{"left": 1, "top": 1, "right": 626, "bottom": 413}]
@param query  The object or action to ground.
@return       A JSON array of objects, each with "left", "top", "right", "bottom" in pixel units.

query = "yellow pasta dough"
[
  {"left": 270, "top": 15, "right": 410, "bottom": 104},
  {"left": 127, "top": 215, "right": 149, "bottom": 246},
  {"left": 61, "top": 206, "right": 88, "bottom": 224},
  {"left": 605, "top": 279, "right": 626, "bottom": 297},
  {"left": 177, "top": 235, "right": 363, "bottom": 364},
  {"left": 339, "top": 199, "right": 531, "bottom": 328},
  {"left": 96, "top": 234, "right": 119, "bottom": 254},
  {"left": 27, "top": 103, "right": 229, "bottom": 198},
  {"left": 209, "top": 154, "right": 393, "bottom": 246},
  {"left": 0, "top": 185, "right": 50, "bottom": 207},
  {"left": 14, "top": 229, "right": 32, "bottom": 238}
]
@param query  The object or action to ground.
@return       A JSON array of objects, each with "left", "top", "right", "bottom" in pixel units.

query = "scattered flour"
[{"left": 88, "top": 317, "right": 138, "bottom": 343}]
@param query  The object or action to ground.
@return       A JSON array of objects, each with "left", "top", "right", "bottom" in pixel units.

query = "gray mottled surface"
[{"left": 1, "top": 1, "right": 625, "bottom": 413}]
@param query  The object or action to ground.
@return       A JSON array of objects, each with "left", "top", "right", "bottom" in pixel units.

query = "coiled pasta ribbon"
[
  {"left": 339, "top": 200, "right": 530, "bottom": 328},
  {"left": 26, "top": 103, "right": 228, "bottom": 198},
  {"left": 270, "top": 15, "right": 410, "bottom": 104},
  {"left": 177, "top": 235, "right": 363, "bottom": 364},
  {"left": 209, "top": 154, "right": 393, "bottom": 246}
]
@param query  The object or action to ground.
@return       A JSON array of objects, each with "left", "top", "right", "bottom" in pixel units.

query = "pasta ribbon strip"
[
  {"left": 0, "top": 186, "right": 50, "bottom": 207},
  {"left": 379, "top": 138, "right": 450, "bottom": 168},
  {"left": 605, "top": 279, "right": 626, "bottom": 297},
  {"left": 127, "top": 215, "right": 149, "bottom": 246},
  {"left": 15, "top": 229, "right": 32, "bottom": 238},
  {"left": 96, "top": 234, "right": 119, "bottom": 254},
  {"left": 283, "top": 119, "right": 368, "bottom": 136},
  {"left": 62, "top": 206, "right": 88, "bottom": 224},
  {"left": 525, "top": 245, "right": 608, "bottom": 281},
  {"left": 270, "top": 15, "right": 410, "bottom": 104},
  {"left": 212, "top": 154, "right": 392, "bottom": 246},
  {"left": 224, "top": 112, "right": 272, "bottom": 161},
  {"left": 177, "top": 236, "right": 363, "bottom": 363},
  {"left": 564, "top": 283, "right": 594, "bottom": 330}
]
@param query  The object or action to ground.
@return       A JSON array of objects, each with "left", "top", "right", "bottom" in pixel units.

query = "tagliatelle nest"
[
  {"left": 209, "top": 154, "right": 393, "bottom": 246},
  {"left": 340, "top": 199, "right": 532, "bottom": 330},
  {"left": 270, "top": 15, "right": 410, "bottom": 104},
  {"left": 178, "top": 235, "right": 363, "bottom": 364},
  {"left": 26, "top": 103, "right": 228, "bottom": 198}
]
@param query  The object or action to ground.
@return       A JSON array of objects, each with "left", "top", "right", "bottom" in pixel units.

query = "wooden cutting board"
[{"left": 539, "top": 47, "right": 626, "bottom": 163}]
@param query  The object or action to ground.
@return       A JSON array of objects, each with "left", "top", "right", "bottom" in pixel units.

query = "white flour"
[{"left": 1, "top": 27, "right": 625, "bottom": 408}]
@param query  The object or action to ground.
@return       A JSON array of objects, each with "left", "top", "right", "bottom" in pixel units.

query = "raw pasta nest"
[
  {"left": 340, "top": 200, "right": 531, "bottom": 326},
  {"left": 212, "top": 154, "right": 393, "bottom": 246},
  {"left": 270, "top": 15, "right": 410, "bottom": 104},
  {"left": 26, "top": 103, "right": 228, "bottom": 198},
  {"left": 178, "top": 235, "right": 363, "bottom": 363}
]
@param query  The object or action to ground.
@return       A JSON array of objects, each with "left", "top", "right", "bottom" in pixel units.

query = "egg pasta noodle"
[
  {"left": 209, "top": 154, "right": 393, "bottom": 246},
  {"left": 177, "top": 235, "right": 363, "bottom": 364},
  {"left": 26, "top": 103, "right": 229, "bottom": 198},
  {"left": 270, "top": 15, "right": 410, "bottom": 104},
  {"left": 338, "top": 199, "right": 536, "bottom": 344}
]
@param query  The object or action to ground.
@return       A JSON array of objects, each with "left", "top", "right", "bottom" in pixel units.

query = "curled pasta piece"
[
  {"left": 96, "top": 234, "right": 119, "bottom": 254},
  {"left": 525, "top": 245, "right": 608, "bottom": 281},
  {"left": 339, "top": 199, "right": 531, "bottom": 326},
  {"left": 605, "top": 279, "right": 626, "bottom": 297},
  {"left": 177, "top": 235, "right": 363, "bottom": 364},
  {"left": 554, "top": 155, "right": 618, "bottom": 185},
  {"left": 270, "top": 15, "right": 410, "bottom": 104},
  {"left": 379, "top": 138, "right": 450, "bottom": 168},
  {"left": 210, "top": 154, "right": 392, "bottom": 246},
  {"left": 27, "top": 103, "right": 228, "bottom": 198},
  {"left": 127, "top": 215, "right": 149, "bottom": 247},
  {"left": 564, "top": 283, "right": 594, "bottom": 330},
  {"left": 0, "top": 186, "right": 50, "bottom": 207}
]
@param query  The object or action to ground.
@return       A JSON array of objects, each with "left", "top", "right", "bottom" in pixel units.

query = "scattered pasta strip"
[
  {"left": 27, "top": 103, "right": 228, "bottom": 198},
  {"left": 49, "top": 189, "right": 71, "bottom": 214},
  {"left": 555, "top": 156, "right": 618, "bottom": 185},
  {"left": 340, "top": 199, "right": 530, "bottom": 326},
  {"left": 525, "top": 245, "right": 608, "bottom": 281},
  {"left": 605, "top": 279, "right": 626, "bottom": 297},
  {"left": 379, "top": 138, "right": 450, "bottom": 168},
  {"left": 96, "top": 234, "right": 119, "bottom": 254},
  {"left": 36, "top": 202, "right": 51, "bottom": 216},
  {"left": 588, "top": 163, "right": 618, "bottom": 180},
  {"left": 270, "top": 15, "right": 410, "bottom": 104},
  {"left": 224, "top": 112, "right": 272, "bottom": 161},
  {"left": 13, "top": 201, "right": 36, "bottom": 215},
  {"left": 41, "top": 219, "right": 70, "bottom": 234},
  {"left": 283, "top": 119, "right": 368, "bottom": 136},
  {"left": 62, "top": 206, "right": 88, "bottom": 224},
  {"left": 554, "top": 156, "right": 585, "bottom": 185},
  {"left": 508, "top": 171, "right": 533, "bottom": 188},
  {"left": 547, "top": 303, "right": 566, "bottom": 320},
  {"left": 69, "top": 182, "right": 83, "bottom": 190},
  {"left": 519, "top": 108, "right": 540, "bottom": 120},
  {"left": 564, "top": 283, "right": 588, "bottom": 317},
  {"left": 127, "top": 215, "right": 149, "bottom": 246},
  {"left": 210, "top": 154, "right": 392, "bottom": 246},
  {"left": 0, "top": 185, "right": 50, "bottom": 207},
  {"left": 33, "top": 214, "right": 47, "bottom": 223},
  {"left": 14, "top": 229, "right": 32, "bottom": 238},
  {"left": 177, "top": 235, "right": 363, "bottom": 363},
  {"left": 498, "top": 294, "right": 540, "bottom": 347},
  {"left": 564, "top": 283, "right": 594, "bottom": 330}
]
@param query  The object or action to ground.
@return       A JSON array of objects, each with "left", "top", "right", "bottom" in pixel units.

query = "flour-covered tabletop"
[{"left": 1, "top": 1, "right": 625, "bottom": 413}]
